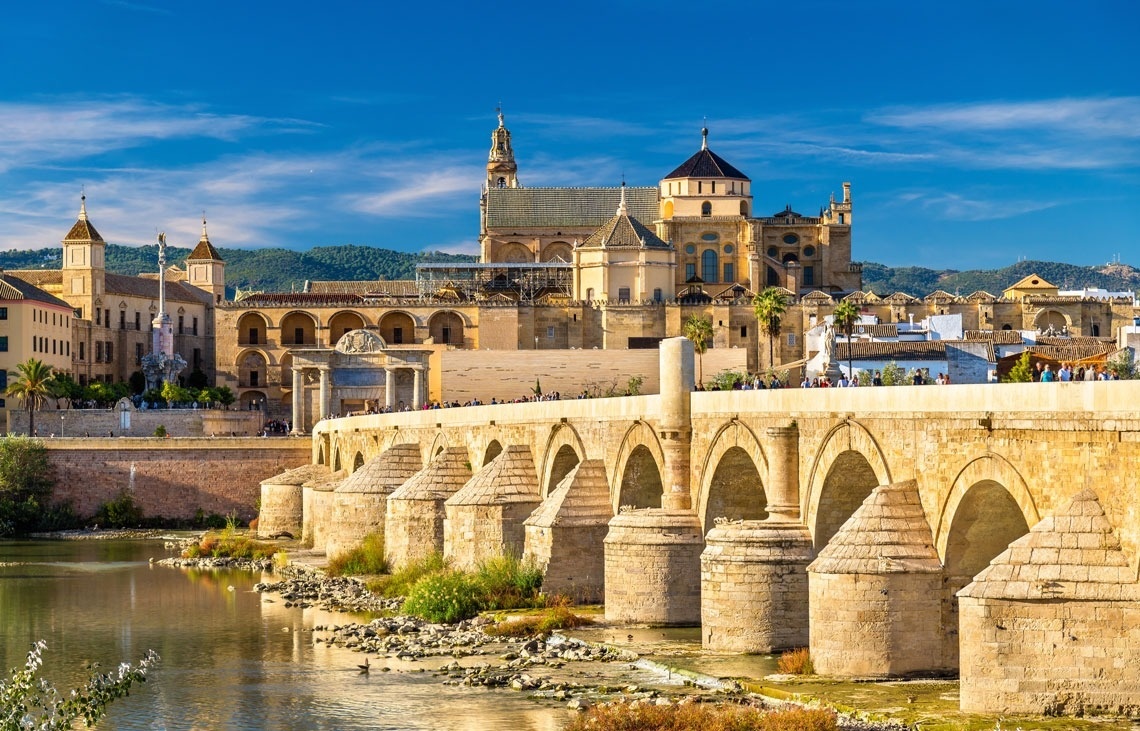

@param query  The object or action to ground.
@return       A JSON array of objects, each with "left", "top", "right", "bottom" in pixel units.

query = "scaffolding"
[{"left": 414, "top": 262, "right": 573, "bottom": 303}]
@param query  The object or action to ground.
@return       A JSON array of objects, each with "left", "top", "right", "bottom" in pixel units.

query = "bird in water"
[{"left": 358, "top": 657, "right": 370, "bottom": 674}]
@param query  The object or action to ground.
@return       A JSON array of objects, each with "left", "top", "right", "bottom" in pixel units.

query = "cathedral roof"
[
  {"left": 485, "top": 186, "right": 658, "bottom": 229},
  {"left": 580, "top": 189, "right": 670, "bottom": 249},
  {"left": 63, "top": 196, "right": 104, "bottom": 243},
  {"left": 663, "top": 129, "right": 749, "bottom": 181}
]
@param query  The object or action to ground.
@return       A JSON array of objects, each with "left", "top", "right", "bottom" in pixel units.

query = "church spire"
[
  {"left": 486, "top": 107, "right": 518, "bottom": 189},
  {"left": 79, "top": 192, "right": 88, "bottom": 221},
  {"left": 701, "top": 125, "right": 709, "bottom": 151},
  {"left": 617, "top": 181, "right": 628, "bottom": 216}
]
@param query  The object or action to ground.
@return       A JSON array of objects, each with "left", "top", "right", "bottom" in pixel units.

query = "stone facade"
[
  {"left": 325, "top": 443, "right": 422, "bottom": 560},
  {"left": 301, "top": 470, "right": 344, "bottom": 551},
  {"left": 384, "top": 447, "right": 471, "bottom": 568},
  {"left": 258, "top": 463, "right": 326, "bottom": 538}
]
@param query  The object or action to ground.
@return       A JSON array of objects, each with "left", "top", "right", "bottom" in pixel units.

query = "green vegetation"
[
  {"left": 831, "top": 301, "right": 861, "bottom": 380},
  {"left": 366, "top": 552, "right": 448, "bottom": 597},
  {"left": 753, "top": 288, "right": 788, "bottom": 371},
  {"left": 710, "top": 370, "right": 747, "bottom": 391},
  {"left": 565, "top": 703, "right": 837, "bottom": 731},
  {"left": 394, "top": 554, "right": 545, "bottom": 623},
  {"left": 860, "top": 258, "right": 1140, "bottom": 298},
  {"left": 1105, "top": 350, "right": 1137, "bottom": 380},
  {"left": 485, "top": 601, "right": 593, "bottom": 638},
  {"left": 94, "top": 492, "right": 145, "bottom": 528},
  {"left": 153, "top": 425, "right": 167, "bottom": 438},
  {"left": 1003, "top": 352, "right": 1034, "bottom": 383},
  {"left": 0, "top": 640, "right": 158, "bottom": 731},
  {"left": 326, "top": 532, "right": 388, "bottom": 576},
  {"left": 182, "top": 517, "right": 279, "bottom": 560},
  {"left": 0, "top": 435, "right": 67, "bottom": 536},
  {"left": 682, "top": 315, "right": 713, "bottom": 386},
  {"left": 777, "top": 647, "right": 815, "bottom": 675},
  {"left": 6, "top": 358, "right": 56, "bottom": 436}
]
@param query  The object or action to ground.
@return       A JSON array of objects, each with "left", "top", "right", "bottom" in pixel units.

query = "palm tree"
[
  {"left": 682, "top": 315, "right": 713, "bottom": 387},
  {"left": 7, "top": 358, "right": 55, "bottom": 437},
  {"left": 832, "top": 301, "right": 861, "bottom": 382},
  {"left": 752, "top": 288, "right": 788, "bottom": 372}
]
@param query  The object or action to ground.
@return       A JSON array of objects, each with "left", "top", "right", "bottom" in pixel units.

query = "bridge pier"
[
  {"left": 326, "top": 444, "right": 422, "bottom": 560},
  {"left": 258, "top": 464, "right": 324, "bottom": 539},
  {"left": 385, "top": 447, "right": 471, "bottom": 568}
]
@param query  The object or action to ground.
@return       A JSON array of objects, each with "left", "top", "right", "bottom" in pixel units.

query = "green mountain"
[
  {"left": 859, "top": 260, "right": 1140, "bottom": 297},
  {"left": 0, "top": 244, "right": 478, "bottom": 295},
  {"left": 2, "top": 243, "right": 1135, "bottom": 298}
]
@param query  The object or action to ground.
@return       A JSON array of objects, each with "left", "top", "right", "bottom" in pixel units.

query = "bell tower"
[
  {"left": 186, "top": 216, "right": 227, "bottom": 304},
  {"left": 486, "top": 107, "right": 519, "bottom": 190},
  {"left": 61, "top": 194, "right": 105, "bottom": 321}
]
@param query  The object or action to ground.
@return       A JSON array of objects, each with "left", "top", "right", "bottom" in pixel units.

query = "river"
[{"left": 0, "top": 539, "right": 571, "bottom": 730}]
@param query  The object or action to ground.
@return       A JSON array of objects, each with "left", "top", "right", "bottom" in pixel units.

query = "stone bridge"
[{"left": 267, "top": 339, "right": 1140, "bottom": 717}]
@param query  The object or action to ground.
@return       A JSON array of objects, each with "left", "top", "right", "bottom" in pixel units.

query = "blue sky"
[{"left": 0, "top": 0, "right": 1137, "bottom": 269}]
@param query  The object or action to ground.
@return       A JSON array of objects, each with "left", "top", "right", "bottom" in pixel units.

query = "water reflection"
[{"left": 0, "top": 540, "right": 568, "bottom": 730}]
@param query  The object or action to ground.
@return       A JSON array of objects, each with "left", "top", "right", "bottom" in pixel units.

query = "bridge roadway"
[{"left": 307, "top": 340, "right": 1140, "bottom": 716}]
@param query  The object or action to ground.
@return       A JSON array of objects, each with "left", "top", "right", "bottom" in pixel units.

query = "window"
[
  {"left": 75, "top": 307, "right": 83, "bottom": 319},
  {"left": 52, "top": 340, "right": 56, "bottom": 355},
  {"left": 546, "top": 326, "right": 555, "bottom": 339},
  {"left": 618, "top": 287, "right": 630, "bottom": 302},
  {"left": 684, "top": 244, "right": 695, "bottom": 255},
  {"left": 838, "top": 213, "right": 845, "bottom": 224},
  {"left": 248, "top": 327, "right": 259, "bottom": 345},
  {"left": 441, "top": 326, "right": 451, "bottom": 344},
  {"left": 653, "top": 288, "right": 663, "bottom": 303},
  {"left": 767, "top": 246, "right": 778, "bottom": 258},
  {"left": 0, "top": 307, "right": 7, "bottom": 320},
  {"left": 496, "top": 177, "right": 506, "bottom": 188},
  {"left": 787, "top": 333, "right": 797, "bottom": 346},
  {"left": 701, "top": 249, "right": 719, "bottom": 283},
  {"left": 803, "top": 266, "right": 814, "bottom": 286},
  {"left": 95, "top": 342, "right": 103, "bottom": 363},
  {"left": 192, "top": 317, "right": 199, "bottom": 336},
  {"left": 120, "top": 311, "right": 126, "bottom": 329},
  {"left": 723, "top": 244, "right": 733, "bottom": 254},
  {"left": 249, "top": 371, "right": 259, "bottom": 387},
  {"left": 178, "top": 315, "right": 185, "bottom": 335},
  {"left": 803, "top": 245, "right": 816, "bottom": 257},
  {"left": 31, "top": 336, "right": 36, "bottom": 353},
  {"left": 105, "top": 309, "right": 110, "bottom": 328},
  {"left": 685, "top": 263, "right": 696, "bottom": 280},
  {"left": 0, "top": 336, "right": 7, "bottom": 352},
  {"left": 66, "top": 342, "right": 69, "bottom": 356},
  {"left": 723, "top": 263, "right": 734, "bottom": 282},
  {"left": 783, "top": 234, "right": 799, "bottom": 244},
  {"left": 740, "top": 325, "right": 747, "bottom": 338},
  {"left": 105, "top": 342, "right": 113, "bottom": 361},
  {"left": 79, "top": 342, "right": 85, "bottom": 361},
  {"left": 701, "top": 233, "right": 718, "bottom": 242},
  {"left": 586, "top": 288, "right": 595, "bottom": 300},
  {"left": 294, "top": 327, "right": 304, "bottom": 344},
  {"left": 740, "top": 201, "right": 749, "bottom": 216},
  {"left": 95, "top": 309, "right": 101, "bottom": 326},
  {"left": 135, "top": 343, "right": 143, "bottom": 365},
  {"left": 698, "top": 181, "right": 702, "bottom": 194},
  {"left": 701, "top": 201, "right": 712, "bottom": 217},
  {"left": 392, "top": 326, "right": 403, "bottom": 344},
  {"left": 135, "top": 312, "right": 141, "bottom": 330}
]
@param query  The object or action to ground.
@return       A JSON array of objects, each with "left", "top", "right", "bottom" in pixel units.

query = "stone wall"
[
  {"left": 440, "top": 348, "right": 746, "bottom": 404},
  {"left": 11, "top": 408, "right": 262, "bottom": 438},
  {"left": 46, "top": 438, "right": 310, "bottom": 520}
]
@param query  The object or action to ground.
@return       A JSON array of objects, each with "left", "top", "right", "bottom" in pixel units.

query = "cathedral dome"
[{"left": 663, "top": 128, "right": 749, "bottom": 181}]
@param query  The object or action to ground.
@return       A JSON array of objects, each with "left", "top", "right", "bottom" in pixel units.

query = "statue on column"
[{"left": 141, "top": 232, "right": 187, "bottom": 392}]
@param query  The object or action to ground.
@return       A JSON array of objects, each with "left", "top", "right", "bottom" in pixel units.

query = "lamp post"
[
  {"left": 534, "top": 336, "right": 539, "bottom": 350},
  {"left": 60, "top": 413, "right": 64, "bottom": 438}
]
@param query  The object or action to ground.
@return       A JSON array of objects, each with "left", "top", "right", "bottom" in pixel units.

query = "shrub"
[
  {"left": 472, "top": 555, "right": 544, "bottom": 611},
  {"left": 1002, "top": 351, "right": 1034, "bottom": 383},
  {"left": 367, "top": 552, "right": 448, "bottom": 597},
  {"left": 95, "top": 492, "right": 144, "bottom": 528},
  {"left": 326, "top": 532, "right": 388, "bottom": 576},
  {"left": 485, "top": 603, "right": 593, "bottom": 638},
  {"left": 182, "top": 531, "right": 279, "bottom": 560},
  {"left": 0, "top": 435, "right": 54, "bottom": 536},
  {"left": 565, "top": 703, "right": 837, "bottom": 731},
  {"left": 153, "top": 425, "right": 167, "bottom": 438},
  {"left": 402, "top": 570, "right": 480, "bottom": 623},
  {"left": 777, "top": 647, "right": 814, "bottom": 675}
]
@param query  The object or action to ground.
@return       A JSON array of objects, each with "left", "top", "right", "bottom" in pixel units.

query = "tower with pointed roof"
[
  {"left": 61, "top": 194, "right": 106, "bottom": 321},
  {"left": 186, "top": 216, "right": 227, "bottom": 304}
]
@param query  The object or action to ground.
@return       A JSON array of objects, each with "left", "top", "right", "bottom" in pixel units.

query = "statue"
[
  {"left": 141, "top": 232, "right": 186, "bottom": 392},
  {"left": 822, "top": 322, "right": 837, "bottom": 365}
]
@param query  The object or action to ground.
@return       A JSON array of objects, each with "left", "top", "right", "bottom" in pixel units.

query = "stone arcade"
[{"left": 272, "top": 340, "right": 1140, "bottom": 718}]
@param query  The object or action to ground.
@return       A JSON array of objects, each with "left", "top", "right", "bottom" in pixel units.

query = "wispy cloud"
[
  {"left": 892, "top": 190, "right": 1061, "bottom": 221},
  {"left": 346, "top": 166, "right": 480, "bottom": 216},
  {"left": 870, "top": 97, "right": 1140, "bottom": 137}
]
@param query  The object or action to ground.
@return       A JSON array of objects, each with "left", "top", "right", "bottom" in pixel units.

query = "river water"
[{"left": 0, "top": 539, "right": 570, "bottom": 730}]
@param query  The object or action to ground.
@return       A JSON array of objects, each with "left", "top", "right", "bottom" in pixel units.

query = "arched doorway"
[
  {"left": 329, "top": 312, "right": 366, "bottom": 342},
  {"left": 813, "top": 450, "right": 879, "bottom": 551},
  {"left": 280, "top": 312, "right": 317, "bottom": 346},
  {"left": 239, "top": 389, "right": 266, "bottom": 411},
  {"left": 618, "top": 445, "right": 663, "bottom": 509},
  {"left": 702, "top": 446, "right": 767, "bottom": 534},
  {"left": 378, "top": 312, "right": 415, "bottom": 345},
  {"left": 429, "top": 311, "right": 464, "bottom": 346}
]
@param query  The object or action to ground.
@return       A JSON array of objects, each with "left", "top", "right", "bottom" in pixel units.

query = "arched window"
[
  {"left": 740, "top": 201, "right": 749, "bottom": 216},
  {"left": 702, "top": 249, "right": 719, "bottom": 283},
  {"left": 497, "top": 177, "right": 506, "bottom": 188},
  {"left": 701, "top": 201, "right": 712, "bottom": 217}
]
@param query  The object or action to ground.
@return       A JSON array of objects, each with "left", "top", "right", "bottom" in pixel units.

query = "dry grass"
[
  {"left": 485, "top": 603, "right": 594, "bottom": 637},
  {"left": 325, "top": 532, "right": 388, "bottom": 577},
  {"left": 777, "top": 647, "right": 814, "bottom": 675},
  {"left": 183, "top": 532, "right": 279, "bottom": 560},
  {"left": 565, "top": 703, "right": 837, "bottom": 731}
]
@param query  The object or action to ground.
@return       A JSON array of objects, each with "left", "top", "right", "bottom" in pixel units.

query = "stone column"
[
  {"left": 385, "top": 367, "right": 396, "bottom": 411},
  {"left": 764, "top": 424, "right": 801, "bottom": 522},
  {"left": 412, "top": 367, "right": 423, "bottom": 409},
  {"left": 290, "top": 367, "right": 304, "bottom": 435},
  {"left": 318, "top": 366, "right": 331, "bottom": 420},
  {"left": 658, "top": 336, "right": 694, "bottom": 507}
]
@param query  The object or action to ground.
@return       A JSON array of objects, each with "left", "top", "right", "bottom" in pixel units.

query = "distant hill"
[
  {"left": 0, "top": 244, "right": 478, "bottom": 295},
  {"left": 2, "top": 243, "right": 1135, "bottom": 298},
  {"left": 859, "top": 260, "right": 1140, "bottom": 297}
]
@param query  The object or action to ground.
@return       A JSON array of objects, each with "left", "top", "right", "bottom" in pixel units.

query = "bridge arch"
[
  {"left": 935, "top": 452, "right": 1039, "bottom": 564},
  {"left": 426, "top": 431, "right": 450, "bottom": 463},
  {"left": 482, "top": 439, "right": 503, "bottom": 467},
  {"left": 805, "top": 419, "right": 892, "bottom": 551},
  {"left": 352, "top": 451, "right": 365, "bottom": 473},
  {"left": 612, "top": 421, "right": 666, "bottom": 512},
  {"left": 540, "top": 422, "right": 586, "bottom": 497},
  {"left": 696, "top": 419, "right": 770, "bottom": 534}
]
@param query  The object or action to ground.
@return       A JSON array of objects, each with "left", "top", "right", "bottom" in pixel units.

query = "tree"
[
  {"left": 1004, "top": 351, "right": 1034, "bottom": 383},
  {"left": 6, "top": 359, "right": 55, "bottom": 437},
  {"left": 0, "top": 640, "right": 158, "bottom": 730},
  {"left": 831, "top": 301, "right": 861, "bottom": 381},
  {"left": 682, "top": 315, "right": 713, "bottom": 386},
  {"left": 48, "top": 372, "right": 82, "bottom": 409},
  {"left": 752, "top": 288, "right": 788, "bottom": 371},
  {"left": 0, "top": 435, "right": 53, "bottom": 536}
]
